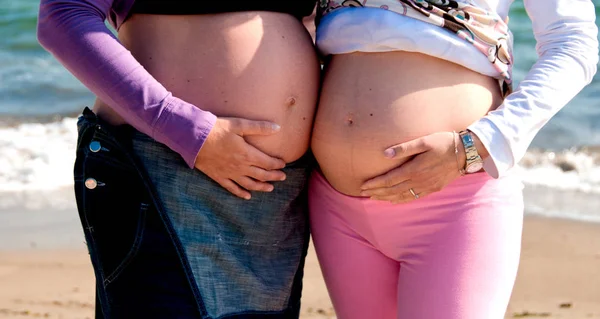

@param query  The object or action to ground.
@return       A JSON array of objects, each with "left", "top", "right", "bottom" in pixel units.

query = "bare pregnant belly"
[
  {"left": 94, "top": 12, "right": 320, "bottom": 163},
  {"left": 311, "top": 51, "right": 503, "bottom": 196}
]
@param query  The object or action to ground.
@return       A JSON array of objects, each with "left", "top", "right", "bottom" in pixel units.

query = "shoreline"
[{"left": 0, "top": 215, "right": 599, "bottom": 318}]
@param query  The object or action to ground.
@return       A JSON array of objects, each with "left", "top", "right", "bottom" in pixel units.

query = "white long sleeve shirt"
[{"left": 316, "top": 0, "right": 599, "bottom": 178}]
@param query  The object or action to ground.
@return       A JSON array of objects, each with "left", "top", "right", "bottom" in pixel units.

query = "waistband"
[{"left": 310, "top": 167, "right": 522, "bottom": 205}]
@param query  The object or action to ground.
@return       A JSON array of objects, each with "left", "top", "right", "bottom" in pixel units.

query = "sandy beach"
[
  {"left": 1, "top": 0, "right": 599, "bottom": 317},
  {"left": 0, "top": 215, "right": 598, "bottom": 319}
]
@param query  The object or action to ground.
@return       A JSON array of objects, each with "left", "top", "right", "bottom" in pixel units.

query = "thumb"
[
  {"left": 229, "top": 118, "right": 281, "bottom": 136},
  {"left": 384, "top": 137, "right": 429, "bottom": 159}
]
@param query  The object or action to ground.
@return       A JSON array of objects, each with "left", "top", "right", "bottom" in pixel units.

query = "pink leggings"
[{"left": 309, "top": 170, "right": 524, "bottom": 319}]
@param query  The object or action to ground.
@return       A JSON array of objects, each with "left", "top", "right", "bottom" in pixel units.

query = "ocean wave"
[
  {"left": 516, "top": 148, "right": 600, "bottom": 194},
  {"left": 1, "top": 118, "right": 600, "bottom": 194},
  {"left": 0, "top": 118, "right": 77, "bottom": 191}
]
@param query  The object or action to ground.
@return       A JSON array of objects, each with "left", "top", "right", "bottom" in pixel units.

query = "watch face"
[{"left": 466, "top": 161, "right": 484, "bottom": 173}]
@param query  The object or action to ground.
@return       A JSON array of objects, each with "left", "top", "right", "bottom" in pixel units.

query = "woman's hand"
[
  {"left": 360, "top": 132, "right": 466, "bottom": 203},
  {"left": 194, "top": 117, "right": 287, "bottom": 200}
]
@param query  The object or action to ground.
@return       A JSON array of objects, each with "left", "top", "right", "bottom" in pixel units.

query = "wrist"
[
  {"left": 456, "top": 134, "right": 467, "bottom": 168},
  {"left": 469, "top": 130, "right": 490, "bottom": 161},
  {"left": 457, "top": 130, "right": 486, "bottom": 174}
]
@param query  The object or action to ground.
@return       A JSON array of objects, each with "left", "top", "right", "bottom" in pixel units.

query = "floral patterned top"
[{"left": 318, "top": 0, "right": 513, "bottom": 95}]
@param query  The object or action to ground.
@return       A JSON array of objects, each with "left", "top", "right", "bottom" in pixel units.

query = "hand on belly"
[
  {"left": 195, "top": 117, "right": 290, "bottom": 200},
  {"left": 311, "top": 50, "right": 501, "bottom": 197},
  {"left": 359, "top": 131, "right": 466, "bottom": 203}
]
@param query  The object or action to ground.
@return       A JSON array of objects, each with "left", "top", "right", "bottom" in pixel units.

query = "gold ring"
[{"left": 409, "top": 188, "right": 419, "bottom": 199}]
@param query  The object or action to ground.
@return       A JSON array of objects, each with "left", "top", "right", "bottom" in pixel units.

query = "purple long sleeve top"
[{"left": 37, "top": 0, "right": 217, "bottom": 168}]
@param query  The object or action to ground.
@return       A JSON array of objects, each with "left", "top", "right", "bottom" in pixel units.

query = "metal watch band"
[{"left": 459, "top": 130, "right": 482, "bottom": 172}]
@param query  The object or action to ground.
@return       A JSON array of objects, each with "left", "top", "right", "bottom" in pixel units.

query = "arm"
[
  {"left": 468, "top": 0, "right": 599, "bottom": 178},
  {"left": 36, "top": 0, "right": 216, "bottom": 168},
  {"left": 37, "top": 0, "right": 289, "bottom": 200},
  {"left": 361, "top": 0, "right": 598, "bottom": 202}
]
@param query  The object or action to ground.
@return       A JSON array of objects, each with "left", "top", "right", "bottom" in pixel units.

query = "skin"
[
  {"left": 93, "top": 12, "right": 321, "bottom": 199},
  {"left": 360, "top": 130, "right": 490, "bottom": 203},
  {"left": 311, "top": 51, "right": 500, "bottom": 201}
]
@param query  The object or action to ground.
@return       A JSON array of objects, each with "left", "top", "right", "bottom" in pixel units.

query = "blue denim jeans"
[{"left": 74, "top": 107, "right": 312, "bottom": 319}]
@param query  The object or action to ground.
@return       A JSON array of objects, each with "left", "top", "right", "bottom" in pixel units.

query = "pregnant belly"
[
  {"left": 311, "top": 51, "right": 503, "bottom": 196},
  {"left": 94, "top": 12, "right": 320, "bottom": 163}
]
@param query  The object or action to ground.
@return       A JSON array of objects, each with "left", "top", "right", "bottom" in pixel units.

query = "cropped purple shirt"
[{"left": 37, "top": 0, "right": 217, "bottom": 168}]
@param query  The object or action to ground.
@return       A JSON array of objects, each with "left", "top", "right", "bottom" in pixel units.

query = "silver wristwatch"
[{"left": 458, "top": 130, "right": 483, "bottom": 174}]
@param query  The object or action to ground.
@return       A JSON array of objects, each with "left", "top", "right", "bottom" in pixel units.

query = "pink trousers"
[{"left": 308, "top": 170, "right": 524, "bottom": 319}]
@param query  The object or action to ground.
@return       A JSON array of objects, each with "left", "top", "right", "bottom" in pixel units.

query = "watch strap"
[{"left": 459, "top": 130, "right": 482, "bottom": 171}]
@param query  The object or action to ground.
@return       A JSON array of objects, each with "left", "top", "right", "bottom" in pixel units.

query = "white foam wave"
[
  {"left": 1, "top": 119, "right": 600, "bottom": 196},
  {"left": 0, "top": 118, "right": 78, "bottom": 191},
  {"left": 516, "top": 149, "right": 600, "bottom": 194}
]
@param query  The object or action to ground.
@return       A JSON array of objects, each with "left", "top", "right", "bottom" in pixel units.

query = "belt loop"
[{"left": 82, "top": 106, "right": 98, "bottom": 123}]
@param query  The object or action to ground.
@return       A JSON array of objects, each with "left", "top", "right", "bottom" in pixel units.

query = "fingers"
[
  {"left": 218, "top": 176, "right": 278, "bottom": 200},
  {"left": 361, "top": 163, "right": 413, "bottom": 190},
  {"left": 369, "top": 187, "right": 430, "bottom": 204},
  {"left": 225, "top": 117, "right": 287, "bottom": 171},
  {"left": 246, "top": 166, "right": 286, "bottom": 182},
  {"left": 384, "top": 137, "right": 430, "bottom": 159},
  {"left": 219, "top": 179, "right": 252, "bottom": 200},
  {"left": 197, "top": 117, "right": 289, "bottom": 198},
  {"left": 230, "top": 118, "right": 282, "bottom": 136},
  {"left": 234, "top": 176, "right": 275, "bottom": 193},
  {"left": 360, "top": 181, "right": 412, "bottom": 197},
  {"left": 371, "top": 194, "right": 410, "bottom": 203},
  {"left": 245, "top": 145, "right": 286, "bottom": 170}
]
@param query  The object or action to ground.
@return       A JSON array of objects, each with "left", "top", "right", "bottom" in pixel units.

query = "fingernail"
[
  {"left": 272, "top": 124, "right": 281, "bottom": 131},
  {"left": 266, "top": 186, "right": 274, "bottom": 192},
  {"left": 280, "top": 175, "right": 287, "bottom": 181},
  {"left": 384, "top": 149, "right": 395, "bottom": 158},
  {"left": 360, "top": 191, "right": 368, "bottom": 196},
  {"left": 244, "top": 194, "right": 251, "bottom": 200}
]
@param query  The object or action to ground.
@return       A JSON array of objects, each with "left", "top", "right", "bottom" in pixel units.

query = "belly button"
[
  {"left": 285, "top": 96, "right": 297, "bottom": 107},
  {"left": 346, "top": 113, "right": 355, "bottom": 126}
]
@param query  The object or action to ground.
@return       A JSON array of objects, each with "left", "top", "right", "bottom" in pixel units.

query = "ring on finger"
[{"left": 409, "top": 188, "right": 419, "bottom": 199}]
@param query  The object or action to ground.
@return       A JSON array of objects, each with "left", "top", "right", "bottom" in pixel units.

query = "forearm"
[
  {"left": 466, "top": 0, "right": 598, "bottom": 178},
  {"left": 37, "top": 0, "right": 217, "bottom": 168}
]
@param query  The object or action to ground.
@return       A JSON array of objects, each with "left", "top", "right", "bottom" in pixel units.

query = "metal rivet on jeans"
[
  {"left": 85, "top": 178, "right": 98, "bottom": 190},
  {"left": 89, "top": 140, "right": 101, "bottom": 153}
]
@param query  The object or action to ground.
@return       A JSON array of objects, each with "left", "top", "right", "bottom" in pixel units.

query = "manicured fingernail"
[
  {"left": 272, "top": 124, "right": 281, "bottom": 131},
  {"left": 384, "top": 149, "right": 395, "bottom": 158}
]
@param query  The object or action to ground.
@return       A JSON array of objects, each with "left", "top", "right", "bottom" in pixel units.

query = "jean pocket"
[{"left": 80, "top": 146, "right": 149, "bottom": 287}]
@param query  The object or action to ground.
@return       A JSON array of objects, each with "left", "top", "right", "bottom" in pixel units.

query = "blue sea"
[{"left": 1, "top": 1, "right": 599, "bottom": 224}]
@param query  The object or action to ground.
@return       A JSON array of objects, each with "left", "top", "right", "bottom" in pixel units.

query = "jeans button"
[
  {"left": 89, "top": 140, "right": 101, "bottom": 153},
  {"left": 85, "top": 178, "right": 98, "bottom": 190}
]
